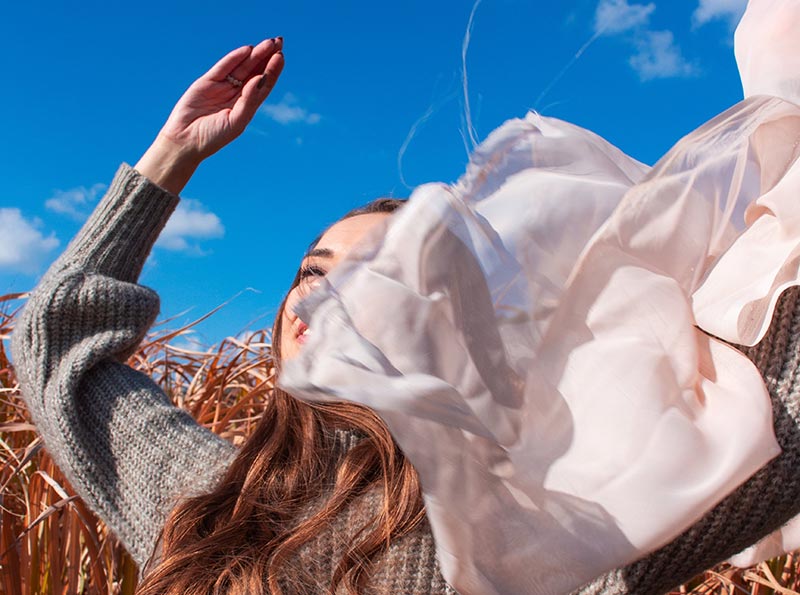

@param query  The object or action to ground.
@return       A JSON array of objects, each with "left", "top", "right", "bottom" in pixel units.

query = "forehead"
[{"left": 312, "top": 212, "right": 390, "bottom": 257}]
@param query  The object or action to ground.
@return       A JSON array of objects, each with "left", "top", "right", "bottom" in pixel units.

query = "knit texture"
[
  {"left": 11, "top": 165, "right": 238, "bottom": 568},
  {"left": 11, "top": 164, "right": 455, "bottom": 594},
  {"left": 12, "top": 163, "right": 800, "bottom": 594}
]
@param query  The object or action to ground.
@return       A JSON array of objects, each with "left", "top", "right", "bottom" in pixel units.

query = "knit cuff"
[{"left": 53, "top": 163, "right": 180, "bottom": 283}]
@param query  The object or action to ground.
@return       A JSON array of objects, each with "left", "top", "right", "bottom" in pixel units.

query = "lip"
[{"left": 295, "top": 321, "right": 309, "bottom": 345}]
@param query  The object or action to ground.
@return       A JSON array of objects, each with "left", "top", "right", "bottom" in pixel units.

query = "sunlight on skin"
[{"left": 280, "top": 212, "right": 390, "bottom": 360}]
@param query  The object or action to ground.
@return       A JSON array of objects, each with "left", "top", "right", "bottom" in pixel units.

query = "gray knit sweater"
[{"left": 11, "top": 163, "right": 800, "bottom": 594}]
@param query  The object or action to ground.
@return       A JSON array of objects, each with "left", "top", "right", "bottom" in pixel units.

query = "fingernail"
[{"left": 257, "top": 74, "right": 269, "bottom": 89}]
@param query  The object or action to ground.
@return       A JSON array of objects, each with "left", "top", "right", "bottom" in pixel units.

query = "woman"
[
  {"left": 12, "top": 4, "right": 800, "bottom": 594},
  {"left": 12, "top": 37, "right": 455, "bottom": 595}
]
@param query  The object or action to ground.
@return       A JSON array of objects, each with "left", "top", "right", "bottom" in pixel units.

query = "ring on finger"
[{"left": 226, "top": 74, "right": 244, "bottom": 88}]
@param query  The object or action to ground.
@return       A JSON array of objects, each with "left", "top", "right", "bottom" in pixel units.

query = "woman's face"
[{"left": 280, "top": 212, "right": 390, "bottom": 360}]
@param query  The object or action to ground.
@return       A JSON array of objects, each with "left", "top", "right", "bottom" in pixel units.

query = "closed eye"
[{"left": 299, "top": 265, "right": 327, "bottom": 280}]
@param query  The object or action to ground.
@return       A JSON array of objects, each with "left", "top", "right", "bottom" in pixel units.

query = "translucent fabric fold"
[{"left": 280, "top": 0, "right": 800, "bottom": 592}]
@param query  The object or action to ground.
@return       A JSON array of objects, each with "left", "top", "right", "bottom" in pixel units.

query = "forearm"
[
  {"left": 46, "top": 163, "right": 180, "bottom": 283},
  {"left": 12, "top": 164, "right": 236, "bottom": 569},
  {"left": 134, "top": 135, "right": 201, "bottom": 195},
  {"left": 11, "top": 38, "right": 285, "bottom": 571}
]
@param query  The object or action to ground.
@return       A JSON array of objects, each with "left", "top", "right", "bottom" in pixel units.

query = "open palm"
[
  {"left": 160, "top": 37, "right": 284, "bottom": 161},
  {"left": 136, "top": 38, "right": 284, "bottom": 193}
]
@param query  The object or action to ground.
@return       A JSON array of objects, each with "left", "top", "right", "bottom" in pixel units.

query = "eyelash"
[{"left": 299, "top": 265, "right": 327, "bottom": 280}]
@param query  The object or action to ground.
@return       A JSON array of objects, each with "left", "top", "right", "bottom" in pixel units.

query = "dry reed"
[{"left": 0, "top": 291, "right": 798, "bottom": 595}]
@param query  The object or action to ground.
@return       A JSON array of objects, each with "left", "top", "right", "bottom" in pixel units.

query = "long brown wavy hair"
[{"left": 135, "top": 199, "right": 425, "bottom": 595}]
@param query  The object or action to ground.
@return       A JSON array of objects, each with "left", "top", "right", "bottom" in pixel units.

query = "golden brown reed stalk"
[
  {"left": 0, "top": 293, "right": 271, "bottom": 594},
  {"left": 1, "top": 289, "right": 800, "bottom": 595}
]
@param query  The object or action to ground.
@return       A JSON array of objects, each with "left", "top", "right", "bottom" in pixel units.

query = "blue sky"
[{"left": 0, "top": 0, "right": 749, "bottom": 346}]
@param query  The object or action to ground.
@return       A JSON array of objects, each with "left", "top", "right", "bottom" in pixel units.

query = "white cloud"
[
  {"left": 693, "top": 0, "right": 748, "bottom": 27},
  {"left": 0, "top": 208, "right": 59, "bottom": 274},
  {"left": 593, "top": 1, "right": 697, "bottom": 82},
  {"left": 156, "top": 199, "right": 224, "bottom": 254},
  {"left": 594, "top": 0, "right": 655, "bottom": 35},
  {"left": 45, "top": 183, "right": 106, "bottom": 221},
  {"left": 630, "top": 30, "right": 697, "bottom": 80},
  {"left": 260, "top": 93, "right": 321, "bottom": 125}
]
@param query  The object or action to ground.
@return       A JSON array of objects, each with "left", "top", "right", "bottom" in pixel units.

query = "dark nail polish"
[{"left": 257, "top": 74, "right": 269, "bottom": 89}]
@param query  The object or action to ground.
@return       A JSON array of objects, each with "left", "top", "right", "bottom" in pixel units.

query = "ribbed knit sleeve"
[
  {"left": 11, "top": 164, "right": 237, "bottom": 570},
  {"left": 574, "top": 285, "right": 800, "bottom": 595}
]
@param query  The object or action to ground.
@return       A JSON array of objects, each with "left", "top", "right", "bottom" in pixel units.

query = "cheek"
[
  {"left": 279, "top": 283, "right": 314, "bottom": 357},
  {"left": 283, "top": 285, "right": 308, "bottom": 324},
  {"left": 279, "top": 302, "right": 297, "bottom": 359},
  {"left": 283, "top": 289, "right": 301, "bottom": 326},
  {"left": 280, "top": 289, "right": 301, "bottom": 345},
  {"left": 279, "top": 278, "right": 324, "bottom": 357},
  {"left": 284, "top": 277, "right": 322, "bottom": 322}
]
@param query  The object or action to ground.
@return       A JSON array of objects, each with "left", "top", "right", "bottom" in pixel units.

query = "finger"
[
  {"left": 230, "top": 51, "right": 285, "bottom": 132},
  {"left": 204, "top": 45, "right": 253, "bottom": 82},
  {"left": 229, "top": 37, "right": 282, "bottom": 83}
]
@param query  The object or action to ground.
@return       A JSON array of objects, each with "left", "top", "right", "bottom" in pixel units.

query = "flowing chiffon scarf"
[{"left": 280, "top": 1, "right": 800, "bottom": 593}]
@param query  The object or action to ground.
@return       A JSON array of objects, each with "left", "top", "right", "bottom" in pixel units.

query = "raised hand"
[{"left": 136, "top": 38, "right": 285, "bottom": 194}]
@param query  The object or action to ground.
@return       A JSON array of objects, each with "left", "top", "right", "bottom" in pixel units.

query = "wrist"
[{"left": 134, "top": 136, "right": 202, "bottom": 195}]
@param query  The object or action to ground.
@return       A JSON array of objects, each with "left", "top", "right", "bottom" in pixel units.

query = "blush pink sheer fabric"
[{"left": 279, "top": 1, "right": 800, "bottom": 593}]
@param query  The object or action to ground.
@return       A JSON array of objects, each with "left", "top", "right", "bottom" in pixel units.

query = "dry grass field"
[{"left": 1, "top": 291, "right": 799, "bottom": 595}]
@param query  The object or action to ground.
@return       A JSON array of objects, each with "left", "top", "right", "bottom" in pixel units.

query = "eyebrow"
[{"left": 305, "top": 247, "right": 334, "bottom": 259}]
